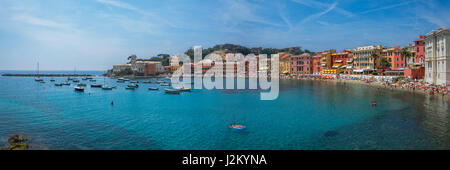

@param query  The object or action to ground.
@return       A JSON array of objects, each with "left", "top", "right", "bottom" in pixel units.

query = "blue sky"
[{"left": 0, "top": 0, "right": 449, "bottom": 70}]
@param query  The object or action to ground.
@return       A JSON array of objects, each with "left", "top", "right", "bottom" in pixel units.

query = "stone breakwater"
[{"left": 2, "top": 74, "right": 93, "bottom": 77}]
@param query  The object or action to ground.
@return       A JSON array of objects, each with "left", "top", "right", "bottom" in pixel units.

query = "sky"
[{"left": 0, "top": 0, "right": 449, "bottom": 70}]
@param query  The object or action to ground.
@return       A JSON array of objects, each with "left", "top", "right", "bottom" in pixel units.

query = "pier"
[{"left": 1, "top": 74, "right": 94, "bottom": 77}]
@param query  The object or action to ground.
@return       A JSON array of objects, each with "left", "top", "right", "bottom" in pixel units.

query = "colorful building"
[
  {"left": 414, "top": 35, "right": 426, "bottom": 67},
  {"left": 279, "top": 53, "right": 291, "bottom": 75},
  {"left": 290, "top": 53, "right": 313, "bottom": 75},
  {"left": 352, "top": 45, "right": 382, "bottom": 74},
  {"left": 312, "top": 52, "right": 322, "bottom": 74},
  {"left": 381, "top": 46, "right": 406, "bottom": 70}
]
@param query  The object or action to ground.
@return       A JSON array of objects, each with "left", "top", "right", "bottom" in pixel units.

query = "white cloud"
[
  {"left": 361, "top": 1, "right": 413, "bottom": 14},
  {"left": 300, "top": 1, "right": 337, "bottom": 24},
  {"left": 96, "top": 0, "right": 176, "bottom": 28},
  {"left": 291, "top": 0, "right": 353, "bottom": 17}
]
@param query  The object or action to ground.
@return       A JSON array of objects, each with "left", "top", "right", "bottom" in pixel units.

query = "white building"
[
  {"left": 112, "top": 64, "right": 132, "bottom": 73},
  {"left": 425, "top": 28, "right": 450, "bottom": 86}
]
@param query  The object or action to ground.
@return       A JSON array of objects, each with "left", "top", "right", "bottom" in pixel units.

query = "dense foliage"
[{"left": 184, "top": 44, "right": 315, "bottom": 60}]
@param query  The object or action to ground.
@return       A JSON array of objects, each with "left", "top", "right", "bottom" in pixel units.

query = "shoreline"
[{"left": 287, "top": 78, "right": 450, "bottom": 101}]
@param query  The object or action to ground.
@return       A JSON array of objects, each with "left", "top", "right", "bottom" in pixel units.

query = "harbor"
[
  {"left": 0, "top": 70, "right": 449, "bottom": 150},
  {"left": 2, "top": 74, "right": 94, "bottom": 77}
]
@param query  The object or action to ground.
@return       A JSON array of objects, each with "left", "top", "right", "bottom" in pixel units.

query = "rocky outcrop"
[{"left": 1, "top": 135, "right": 29, "bottom": 150}]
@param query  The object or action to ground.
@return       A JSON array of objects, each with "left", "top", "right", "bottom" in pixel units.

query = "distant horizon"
[{"left": 1, "top": 0, "right": 449, "bottom": 70}]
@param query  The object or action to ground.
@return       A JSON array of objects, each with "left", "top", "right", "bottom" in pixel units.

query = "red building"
[
  {"left": 312, "top": 52, "right": 323, "bottom": 74},
  {"left": 291, "top": 53, "right": 313, "bottom": 74},
  {"left": 414, "top": 35, "right": 426, "bottom": 67},
  {"left": 404, "top": 67, "right": 424, "bottom": 80},
  {"left": 381, "top": 46, "right": 406, "bottom": 70}
]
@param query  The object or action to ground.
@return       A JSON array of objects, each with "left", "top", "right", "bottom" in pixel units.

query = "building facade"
[
  {"left": 414, "top": 35, "right": 426, "bottom": 67},
  {"left": 425, "top": 28, "right": 450, "bottom": 86},
  {"left": 279, "top": 53, "right": 291, "bottom": 75},
  {"left": 352, "top": 45, "right": 382, "bottom": 74},
  {"left": 312, "top": 52, "right": 323, "bottom": 74},
  {"left": 290, "top": 53, "right": 313, "bottom": 74}
]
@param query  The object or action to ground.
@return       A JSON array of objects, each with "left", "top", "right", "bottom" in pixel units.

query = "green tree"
[{"left": 400, "top": 48, "right": 412, "bottom": 68}]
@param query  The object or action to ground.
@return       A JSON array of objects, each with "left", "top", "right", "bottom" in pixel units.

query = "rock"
[
  {"left": 7, "top": 143, "right": 29, "bottom": 150},
  {"left": 7, "top": 135, "right": 29, "bottom": 144},
  {"left": 324, "top": 130, "right": 338, "bottom": 137}
]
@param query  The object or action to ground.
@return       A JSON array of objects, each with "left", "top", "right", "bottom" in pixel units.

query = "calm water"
[{"left": 0, "top": 70, "right": 449, "bottom": 150}]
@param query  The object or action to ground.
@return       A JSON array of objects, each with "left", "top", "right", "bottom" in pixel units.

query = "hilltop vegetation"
[
  {"left": 184, "top": 44, "right": 314, "bottom": 60},
  {"left": 139, "top": 44, "right": 315, "bottom": 66}
]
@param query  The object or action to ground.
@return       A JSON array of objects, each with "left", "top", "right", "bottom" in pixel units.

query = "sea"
[{"left": 0, "top": 70, "right": 449, "bottom": 150}]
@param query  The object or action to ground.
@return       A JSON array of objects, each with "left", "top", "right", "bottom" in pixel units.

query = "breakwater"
[{"left": 2, "top": 74, "right": 94, "bottom": 77}]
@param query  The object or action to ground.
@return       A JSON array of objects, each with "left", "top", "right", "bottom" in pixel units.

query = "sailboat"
[
  {"left": 34, "top": 62, "right": 44, "bottom": 82},
  {"left": 102, "top": 74, "right": 113, "bottom": 90}
]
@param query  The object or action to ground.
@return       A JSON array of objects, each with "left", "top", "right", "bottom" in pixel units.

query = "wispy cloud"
[
  {"left": 291, "top": 0, "right": 353, "bottom": 17},
  {"left": 220, "top": 0, "right": 283, "bottom": 27},
  {"left": 300, "top": 1, "right": 337, "bottom": 24},
  {"left": 12, "top": 14, "right": 73, "bottom": 30},
  {"left": 96, "top": 0, "right": 176, "bottom": 27},
  {"left": 361, "top": 1, "right": 413, "bottom": 14}
]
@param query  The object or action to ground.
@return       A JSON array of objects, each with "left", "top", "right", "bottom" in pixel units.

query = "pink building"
[
  {"left": 290, "top": 53, "right": 313, "bottom": 75},
  {"left": 414, "top": 35, "right": 426, "bottom": 67}
]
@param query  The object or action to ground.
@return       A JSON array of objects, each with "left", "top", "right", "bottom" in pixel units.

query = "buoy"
[{"left": 111, "top": 101, "right": 114, "bottom": 105}]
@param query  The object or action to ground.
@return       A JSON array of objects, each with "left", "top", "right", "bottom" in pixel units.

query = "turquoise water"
[{"left": 0, "top": 71, "right": 449, "bottom": 150}]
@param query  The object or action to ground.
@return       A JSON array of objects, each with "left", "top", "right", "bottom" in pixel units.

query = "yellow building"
[
  {"left": 169, "top": 56, "right": 181, "bottom": 73},
  {"left": 279, "top": 53, "right": 291, "bottom": 74}
]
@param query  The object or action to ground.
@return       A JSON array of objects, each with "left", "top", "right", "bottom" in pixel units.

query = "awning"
[
  {"left": 321, "top": 63, "right": 326, "bottom": 66},
  {"left": 335, "top": 60, "right": 343, "bottom": 63},
  {"left": 353, "top": 69, "right": 363, "bottom": 73}
]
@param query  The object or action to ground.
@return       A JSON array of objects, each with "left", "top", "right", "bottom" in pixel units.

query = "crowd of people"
[{"left": 280, "top": 74, "right": 449, "bottom": 98}]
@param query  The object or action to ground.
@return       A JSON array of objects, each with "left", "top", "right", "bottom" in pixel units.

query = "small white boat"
[
  {"left": 35, "top": 78, "right": 44, "bottom": 82},
  {"left": 125, "top": 86, "right": 136, "bottom": 90},
  {"left": 55, "top": 83, "right": 63, "bottom": 86},
  {"left": 127, "top": 84, "right": 139, "bottom": 88},
  {"left": 74, "top": 86, "right": 84, "bottom": 92},
  {"left": 160, "top": 83, "right": 170, "bottom": 86},
  {"left": 148, "top": 87, "right": 159, "bottom": 90},
  {"left": 62, "top": 81, "right": 71, "bottom": 85},
  {"left": 102, "top": 85, "right": 113, "bottom": 90}
]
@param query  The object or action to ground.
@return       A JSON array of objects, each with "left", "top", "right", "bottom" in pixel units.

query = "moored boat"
[
  {"left": 91, "top": 84, "right": 101, "bottom": 88},
  {"left": 77, "top": 83, "right": 87, "bottom": 87},
  {"left": 102, "top": 85, "right": 113, "bottom": 90},
  {"left": 160, "top": 83, "right": 170, "bottom": 86},
  {"left": 62, "top": 81, "right": 71, "bottom": 85},
  {"left": 125, "top": 86, "right": 136, "bottom": 90},
  {"left": 127, "top": 84, "right": 139, "bottom": 88},
  {"left": 54, "top": 83, "right": 63, "bottom": 86},
  {"left": 74, "top": 86, "right": 84, "bottom": 92},
  {"left": 50, "top": 79, "right": 55, "bottom": 82},
  {"left": 164, "top": 89, "right": 180, "bottom": 94},
  {"left": 148, "top": 87, "right": 159, "bottom": 90}
]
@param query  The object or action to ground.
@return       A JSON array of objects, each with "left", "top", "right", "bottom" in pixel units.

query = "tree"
[
  {"left": 400, "top": 48, "right": 412, "bottom": 68},
  {"left": 379, "top": 57, "right": 391, "bottom": 69},
  {"left": 371, "top": 53, "right": 380, "bottom": 68}
]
